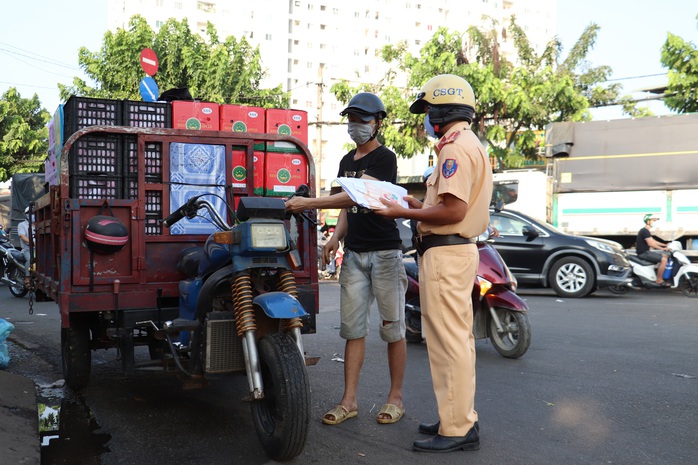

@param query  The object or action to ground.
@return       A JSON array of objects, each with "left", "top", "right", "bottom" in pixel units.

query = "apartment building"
[{"left": 108, "top": 0, "right": 556, "bottom": 186}]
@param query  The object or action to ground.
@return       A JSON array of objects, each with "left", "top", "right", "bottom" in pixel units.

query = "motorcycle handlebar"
[{"left": 162, "top": 195, "right": 202, "bottom": 228}]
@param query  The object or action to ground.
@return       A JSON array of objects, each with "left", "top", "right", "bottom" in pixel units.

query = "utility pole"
[{"left": 315, "top": 63, "right": 324, "bottom": 195}]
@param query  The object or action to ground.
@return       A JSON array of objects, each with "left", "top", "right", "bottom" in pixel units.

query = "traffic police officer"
[{"left": 376, "top": 74, "right": 492, "bottom": 452}]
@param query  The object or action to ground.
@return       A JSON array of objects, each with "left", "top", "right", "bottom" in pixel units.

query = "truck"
[
  {"left": 31, "top": 97, "right": 320, "bottom": 460},
  {"left": 493, "top": 113, "right": 698, "bottom": 257}
]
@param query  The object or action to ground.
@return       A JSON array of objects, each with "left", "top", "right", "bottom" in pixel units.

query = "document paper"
[{"left": 335, "top": 177, "right": 408, "bottom": 209}]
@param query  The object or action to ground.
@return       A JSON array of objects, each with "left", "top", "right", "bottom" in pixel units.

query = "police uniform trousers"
[{"left": 419, "top": 242, "right": 479, "bottom": 437}]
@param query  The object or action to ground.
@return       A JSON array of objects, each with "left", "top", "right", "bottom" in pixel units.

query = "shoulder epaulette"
[{"left": 436, "top": 130, "right": 460, "bottom": 152}]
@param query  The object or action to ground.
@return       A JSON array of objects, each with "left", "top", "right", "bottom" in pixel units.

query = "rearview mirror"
[{"left": 522, "top": 225, "right": 539, "bottom": 238}]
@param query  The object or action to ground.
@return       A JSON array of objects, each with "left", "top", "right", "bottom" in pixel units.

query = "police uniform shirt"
[{"left": 418, "top": 125, "right": 492, "bottom": 238}]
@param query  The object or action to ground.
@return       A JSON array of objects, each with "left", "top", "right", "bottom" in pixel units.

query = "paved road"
[{"left": 3, "top": 283, "right": 697, "bottom": 464}]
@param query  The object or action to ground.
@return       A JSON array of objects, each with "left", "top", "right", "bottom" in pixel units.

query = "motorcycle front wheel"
[
  {"left": 8, "top": 268, "right": 28, "bottom": 297},
  {"left": 486, "top": 307, "right": 531, "bottom": 359},
  {"left": 679, "top": 272, "right": 698, "bottom": 298},
  {"left": 608, "top": 284, "right": 631, "bottom": 295},
  {"left": 251, "top": 332, "right": 310, "bottom": 461}
]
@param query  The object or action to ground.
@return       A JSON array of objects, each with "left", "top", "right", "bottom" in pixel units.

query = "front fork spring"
[
  {"left": 232, "top": 271, "right": 256, "bottom": 337},
  {"left": 277, "top": 269, "right": 303, "bottom": 332}
]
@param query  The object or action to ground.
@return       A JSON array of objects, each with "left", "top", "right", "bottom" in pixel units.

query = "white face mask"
[{"left": 347, "top": 122, "right": 376, "bottom": 145}]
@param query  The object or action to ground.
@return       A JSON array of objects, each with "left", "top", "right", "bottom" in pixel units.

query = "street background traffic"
[{"left": 4, "top": 282, "right": 697, "bottom": 464}]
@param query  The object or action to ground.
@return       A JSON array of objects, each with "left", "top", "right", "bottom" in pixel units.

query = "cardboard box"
[
  {"left": 231, "top": 150, "right": 265, "bottom": 195},
  {"left": 265, "top": 108, "right": 308, "bottom": 153},
  {"left": 264, "top": 152, "right": 308, "bottom": 197},
  {"left": 171, "top": 101, "right": 220, "bottom": 131},
  {"left": 220, "top": 105, "right": 265, "bottom": 150}
]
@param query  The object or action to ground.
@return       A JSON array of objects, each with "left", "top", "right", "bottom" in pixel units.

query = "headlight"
[
  {"left": 250, "top": 223, "right": 287, "bottom": 250},
  {"left": 477, "top": 276, "right": 492, "bottom": 297},
  {"left": 585, "top": 239, "right": 616, "bottom": 254}
]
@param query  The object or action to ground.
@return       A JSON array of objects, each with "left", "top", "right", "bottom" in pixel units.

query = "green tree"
[
  {"left": 660, "top": 13, "right": 698, "bottom": 113},
  {"left": 59, "top": 15, "right": 289, "bottom": 107},
  {"left": 0, "top": 88, "right": 49, "bottom": 181},
  {"left": 333, "top": 19, "right": 645, "bottom": 168}
]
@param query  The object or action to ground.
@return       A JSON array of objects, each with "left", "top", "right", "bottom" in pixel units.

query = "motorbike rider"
[
  {"left": 375, "top": 74, "right": 492, "bottom": 453},
  {"left": 635, "top": 213, "right": 670, "bottom": 286},
  {"left": 285, "top": 92, "right": 408, "bottom": 426},
  {"left": 17, "top": 207, "right": 33, "bottom": 286}
]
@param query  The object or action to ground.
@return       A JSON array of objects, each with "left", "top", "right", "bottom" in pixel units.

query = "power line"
[
  {"left": 0, "top": 41, "right": 80, "bottom": 70},
  {"left": 0, "top": 51, "right": 77, "bottom": 79},
  {"left": 0, "top": 80, "right": 60, "bottom": 91}
]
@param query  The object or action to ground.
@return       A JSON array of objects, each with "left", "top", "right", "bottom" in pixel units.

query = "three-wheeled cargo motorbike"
[{"left": 32, "top": 122, "right": 319, "bottom": 461}]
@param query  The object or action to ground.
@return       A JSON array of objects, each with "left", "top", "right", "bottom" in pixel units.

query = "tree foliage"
[
  {"left": 0, "top": 88, "right": 49, "bottom": 181},
  {"left": 660, "top": 13, "right": 698, "bottom": 113},
  {"left": 332, "top": 19, "right": 647, "bottom": 168},
  {"left": 59, "top": 15, "right": 289, "bottom": 107}
]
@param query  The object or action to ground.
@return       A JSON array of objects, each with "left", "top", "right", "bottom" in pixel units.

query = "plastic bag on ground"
[{"left": 0, "top": 318, "right": 15, "bottom": 369}]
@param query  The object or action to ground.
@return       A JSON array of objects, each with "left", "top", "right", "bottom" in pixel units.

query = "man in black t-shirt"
[
  {"left": 636, "top": 213, "right": 670, "bottom": 285},
  {"left": 286, "top": 93, "right": 407, "bottom": 426}
]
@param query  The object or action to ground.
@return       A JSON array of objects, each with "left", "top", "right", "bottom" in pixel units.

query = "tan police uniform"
[{"left": 417, "top": 123, "right": 493, "bottom": 437}]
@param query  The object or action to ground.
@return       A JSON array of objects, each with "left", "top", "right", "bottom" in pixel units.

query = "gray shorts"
[
  {"left": 638, "top": 250, "right": 669, "bottom": 264},
  {"left": 338, "top": 249, "right": 407, "bottom": 343}
]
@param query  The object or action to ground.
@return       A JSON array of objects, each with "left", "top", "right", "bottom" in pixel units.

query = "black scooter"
[{"left": 0, "top": 236, "right": 28, "bottom": 298}]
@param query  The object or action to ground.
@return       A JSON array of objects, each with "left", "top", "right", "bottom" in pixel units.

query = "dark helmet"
[{"left": 340, "top": 92, "right": 387, "bottom": 121}]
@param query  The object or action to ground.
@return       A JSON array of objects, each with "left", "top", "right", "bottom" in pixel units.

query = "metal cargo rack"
[{"left": 33, "top": 126, "right": 319, "bottom": 333}]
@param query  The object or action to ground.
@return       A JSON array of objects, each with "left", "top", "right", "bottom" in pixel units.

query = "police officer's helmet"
[
  {"left": 340, "top": 92, "right": 387, "bottom": 122},
  {"left": 410, "top": 74, "right": 476, "bottom": 126},
  {"left": 422, "top": 165, "right": 435, "bottom": 183}
]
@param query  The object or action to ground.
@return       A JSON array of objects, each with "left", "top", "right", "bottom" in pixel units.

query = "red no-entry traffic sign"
[{"left": 140, "top": 48, "right": 159, "bottom": 76}]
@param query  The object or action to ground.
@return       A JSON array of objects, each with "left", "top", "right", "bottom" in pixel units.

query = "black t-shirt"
[
  {"left": 337, "top": 145, "right": 401, "bottom": 252},
  {"left": 636, "top": 227, "right": 651, "bottom": 255}
]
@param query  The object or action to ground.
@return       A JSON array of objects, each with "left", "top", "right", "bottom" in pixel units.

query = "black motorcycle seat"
[{"left": 9, "top": 249, "right": 25, "bottom": 262}]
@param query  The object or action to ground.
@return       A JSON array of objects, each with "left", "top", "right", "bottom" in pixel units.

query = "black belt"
[{"left": 415, "top": 234, "right": 476, "bottom": 256}]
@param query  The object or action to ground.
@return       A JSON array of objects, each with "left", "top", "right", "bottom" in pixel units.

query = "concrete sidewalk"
[{"left": 0, "top": 369, "right": 40, "bottom": 464}]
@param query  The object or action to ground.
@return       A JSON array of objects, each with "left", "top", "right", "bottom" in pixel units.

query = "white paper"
[{"left": 335, "top": 177, "right": 408, "bottom": 209}]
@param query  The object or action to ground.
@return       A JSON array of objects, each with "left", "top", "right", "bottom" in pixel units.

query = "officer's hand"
[
  {"left": 285, "top": 197, "right": 308, "bottom": 213},
  {"left": 404, "top": 196, "right": 423, "bottom": 210},
  {"left": 374, "top": 197, "right": 406, "bottom": 218},
  {"left": 322, "top": 238, "right": 339, "bottom": 265}
]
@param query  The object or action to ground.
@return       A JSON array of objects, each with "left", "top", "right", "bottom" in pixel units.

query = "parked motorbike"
[
  {"left": 156, "top": 189, "right": 313, "bottom": 461},
  {"left": 0, "top": 236, "right": 28, "bottom": 298},
  {"left": 609, "top": 241, "right": 698, "bottom": 297},
  {"left": 404, "top": 234, "right": 531, "bottom": 359}
]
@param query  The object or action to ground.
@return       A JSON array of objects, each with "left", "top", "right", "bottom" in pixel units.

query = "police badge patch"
[{"left": 442, "top": 159, "right": 458, "bottom": 178}]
